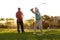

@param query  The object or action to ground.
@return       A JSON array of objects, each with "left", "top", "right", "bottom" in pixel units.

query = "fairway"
[{"left": 0, "top": 29, "right": 60, "bottom": 40}]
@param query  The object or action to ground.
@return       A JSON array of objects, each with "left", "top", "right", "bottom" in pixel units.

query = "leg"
[
  {"left": 38, "top": 20, "right": 44, "bottom": 34},
  {"left": 33, "top": 21, "right": 38, "bottom": 34},
  {"left": 21, "top": 20, "right": 24, "bottom": 32},
  {"left": 17, "top": 20, "right": 20, "bottom": 33}
]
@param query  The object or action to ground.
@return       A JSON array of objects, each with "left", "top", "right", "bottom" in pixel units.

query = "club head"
[{"left": 43, "top": 3, "right": 46, "bottom": 4}]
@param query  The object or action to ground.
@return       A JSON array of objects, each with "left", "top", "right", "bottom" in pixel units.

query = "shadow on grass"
[{"left": 0, "top": 32, "right": 60, "bottom": 40}]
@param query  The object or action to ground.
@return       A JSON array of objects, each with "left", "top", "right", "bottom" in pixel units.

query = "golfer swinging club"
[{"left": 30, "top": 7, "right": 44, "bottom": 34}]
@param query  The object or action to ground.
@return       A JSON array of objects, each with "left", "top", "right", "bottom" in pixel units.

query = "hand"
[{"left": 30, "top": 8, "right": 33, "bottom": 11}]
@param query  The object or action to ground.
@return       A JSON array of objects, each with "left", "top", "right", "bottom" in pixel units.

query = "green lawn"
[{"left": 0, "top": 28, "right": 60, "bottom": 40}]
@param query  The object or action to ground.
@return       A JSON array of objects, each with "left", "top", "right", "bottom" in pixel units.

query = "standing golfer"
[
  {"left": 30, "top": 7, "right": 44, "bottom": 34},
  {"left": 16, "top": 8, "right": 24, "bottom": 33}
]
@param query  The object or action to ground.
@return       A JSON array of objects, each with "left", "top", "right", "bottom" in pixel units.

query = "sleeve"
[
  {"left": 16, "top": 12, "right": 19, "bottom": 18},
  {"left": 16, "top": 12, "right": 18, "bottom": 18}
]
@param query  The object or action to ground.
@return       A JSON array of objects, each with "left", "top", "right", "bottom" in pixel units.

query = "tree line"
[{"left": 0, "top": 15, "right": 60, "bottom": 29}]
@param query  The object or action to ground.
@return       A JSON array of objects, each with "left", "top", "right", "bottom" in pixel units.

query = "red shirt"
[{"left": 16, "top": 11, "right": 23, "bottom": 19}]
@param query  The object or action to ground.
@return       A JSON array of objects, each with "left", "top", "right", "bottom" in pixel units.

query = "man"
[
  {"left": 30, "top": 7, "right": 44, "bottom": 34},
  {"left": 16, "top": 8, "right": 24, "bottom": 33}
]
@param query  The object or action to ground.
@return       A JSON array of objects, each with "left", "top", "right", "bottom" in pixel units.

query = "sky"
[{"left": 0, "top": 0, "right": 60, "bottom": 20}]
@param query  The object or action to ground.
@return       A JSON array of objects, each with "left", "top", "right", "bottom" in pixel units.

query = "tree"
[
  {"left": 42, "top": 15, "right": 50, "bottom": 29},
  {"left": 5, "top": 18, "right": 15, "bottom": 28}
]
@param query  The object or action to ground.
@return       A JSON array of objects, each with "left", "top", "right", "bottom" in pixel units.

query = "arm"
[
  {"left": 21, "top": 12, "right": 24, "bottom": 18},
  {"left": 16, "top": 12, "right": 18, "bottom": 18}
]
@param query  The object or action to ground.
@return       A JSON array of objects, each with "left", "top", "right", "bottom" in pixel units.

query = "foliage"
[{"left": 0, "top": 15, "right": 60, "bottom": 29}]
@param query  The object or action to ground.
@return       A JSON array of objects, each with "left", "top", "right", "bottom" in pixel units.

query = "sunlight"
[{"left": 0, "top": 0, "right": 60, "bottom": 20}]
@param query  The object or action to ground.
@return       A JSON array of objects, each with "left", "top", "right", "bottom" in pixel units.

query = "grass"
[{"left": 0, "top": 28, "right": 60, "bottom": 40}]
